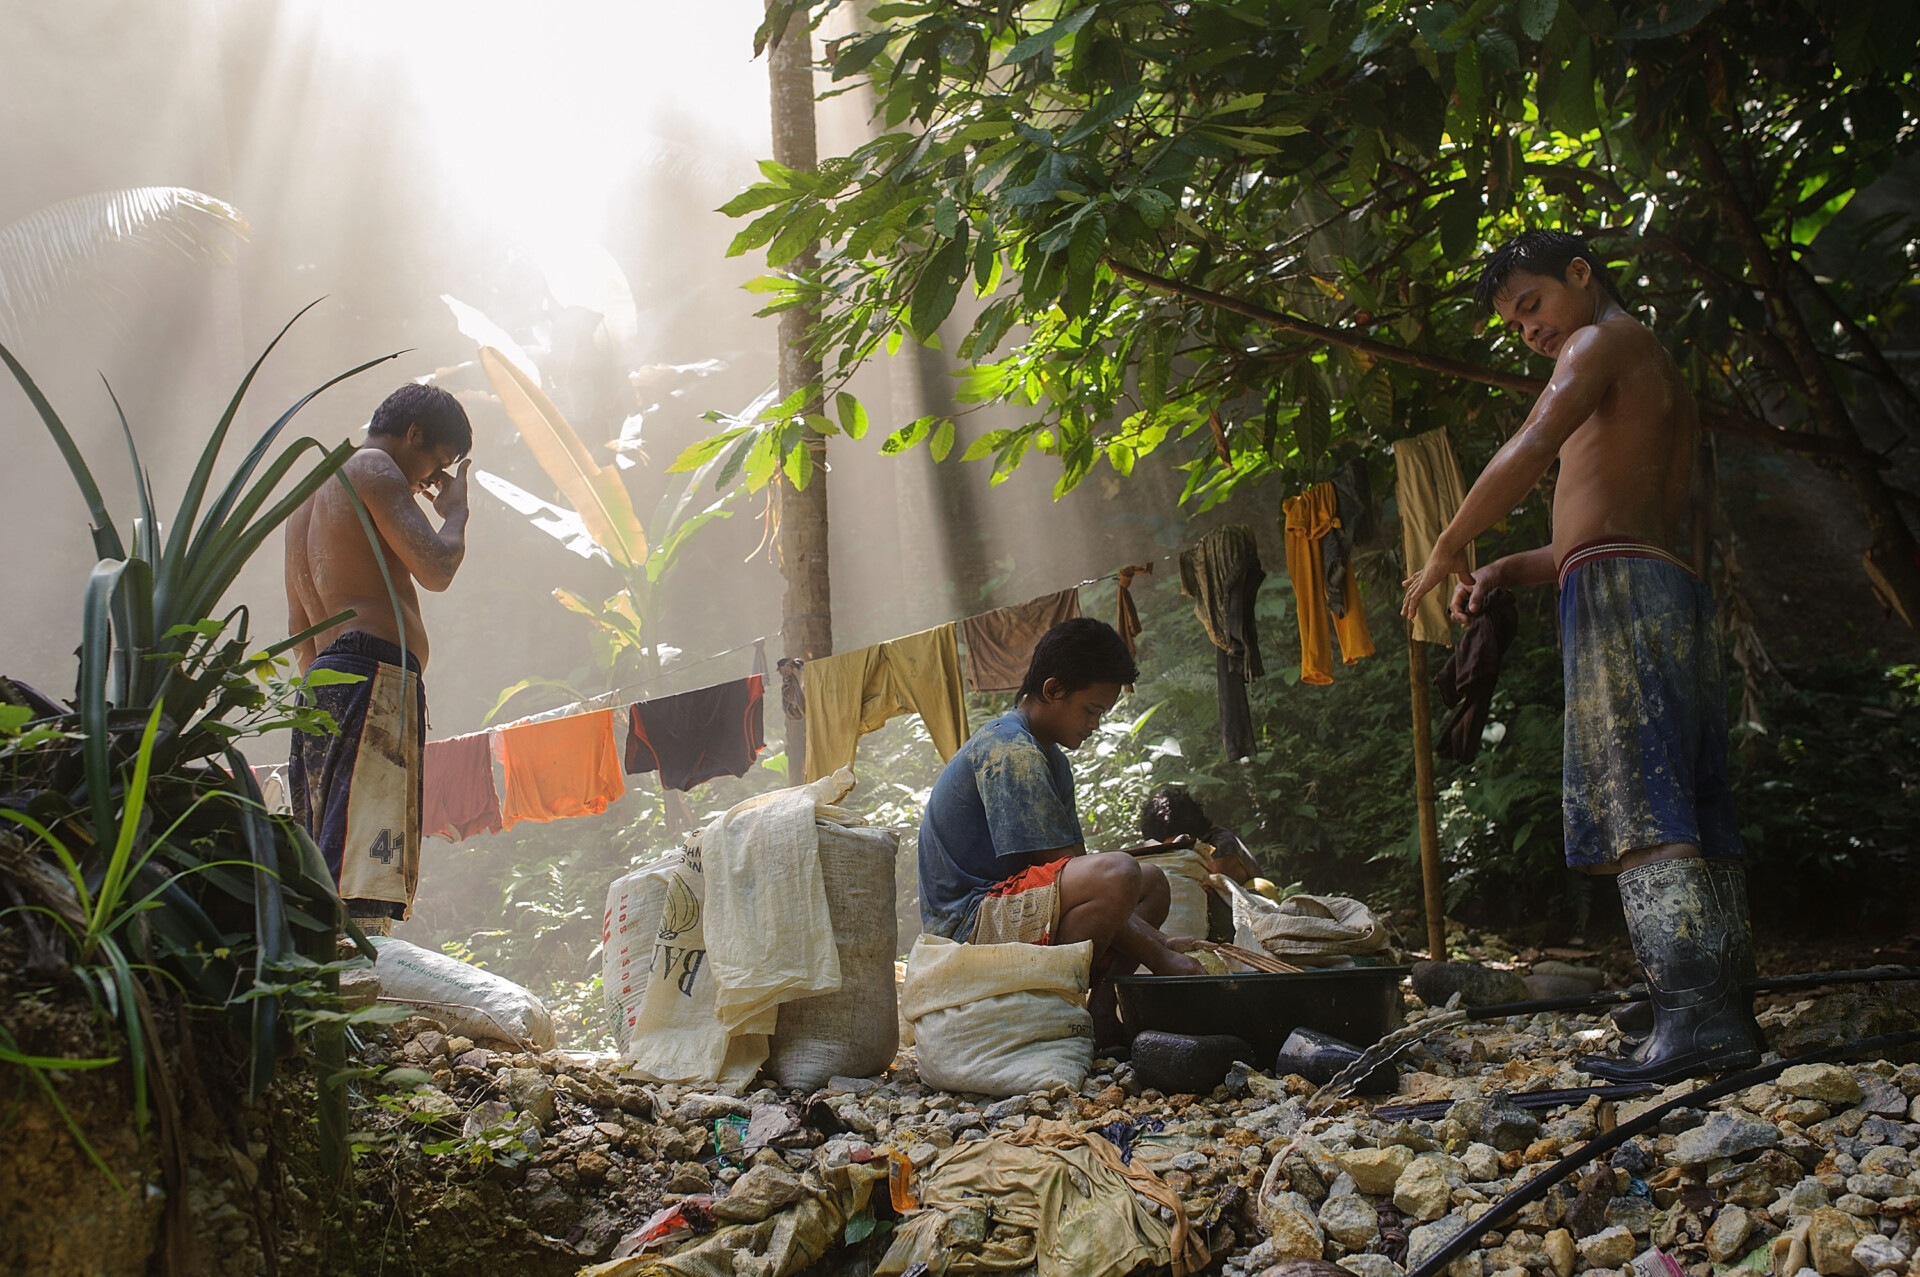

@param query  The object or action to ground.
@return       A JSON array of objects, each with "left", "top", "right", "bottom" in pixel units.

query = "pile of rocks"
[{"left": 354, "top": 989, "right": 1920, "bottom": 1277}]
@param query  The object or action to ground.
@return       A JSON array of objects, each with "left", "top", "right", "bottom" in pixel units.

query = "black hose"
[
  {"left": 1405, "top": 1028, "right": 1920, "bottom": 1277},
  {"left": 1454, "top": 965, "right": 1920, "bottom": 1022}
]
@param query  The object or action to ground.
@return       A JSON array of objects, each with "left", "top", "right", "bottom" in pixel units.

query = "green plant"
[
  {"left": 0, "top": 308, "right": 403, "bottom": 1214},
  {"left": 0, "top": 1024, "right": 123, "bottom": 1190}
]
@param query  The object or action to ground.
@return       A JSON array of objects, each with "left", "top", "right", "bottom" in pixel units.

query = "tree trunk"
[
  {"left": 1690, "top": 126, "right": 1920, "bottom": 633},
  {"left": 767, "top": 4, "right": 832, "bottom": 772}
]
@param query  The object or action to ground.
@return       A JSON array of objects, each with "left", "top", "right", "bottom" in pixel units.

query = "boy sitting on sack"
[{"left": 917, "top": 618, "right": 1205, "bottom": 1040}]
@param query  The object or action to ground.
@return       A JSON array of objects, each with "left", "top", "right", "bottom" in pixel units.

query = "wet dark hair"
[
  {"left": 1016, "top": 617, "right": 1138, "bottom": 701},
  {"left": 1139, "top": 786, "right": 1212, "bottom": 841},
  {"left": 1473, "top": 229, "right": 1622, "bottom": 313},
  {"left": 368, "top": 383, "right": 472, "bottom": 457}
]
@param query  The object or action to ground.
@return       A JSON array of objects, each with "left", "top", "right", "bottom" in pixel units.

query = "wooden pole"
[{"left": 1408, "top": 627, "right": 1446, "bottom": 961}]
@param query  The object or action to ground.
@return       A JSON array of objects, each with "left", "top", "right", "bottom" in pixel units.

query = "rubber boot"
[
  {"left": 1611, "top": 860, "right": 1758, "bottom": 1047},
  {"left": 1577, "top": 858, "right": 1760, "bottom": 1083}
]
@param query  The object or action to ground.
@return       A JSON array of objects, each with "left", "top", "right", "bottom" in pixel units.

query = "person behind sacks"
[
  {"left": 1137, "top": 784, "right": 1262, "bottom": 884},
  {"left": 285, "top": 383, "right": 473, "bottom": 935},
  {"left": 1399, "top": 230, "right": 1756, "bottom": 1084},
  {"left": 917, "top": 618, "right": 1207, "bottom": 1034}
]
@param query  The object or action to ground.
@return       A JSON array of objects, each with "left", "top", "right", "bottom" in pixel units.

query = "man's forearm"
[
  {"left": 1433, "top": 434, "right": 1559, "bottom": 561},
  {"left": 1485, "top": 546, "right": 1558, "bottom": 588}
]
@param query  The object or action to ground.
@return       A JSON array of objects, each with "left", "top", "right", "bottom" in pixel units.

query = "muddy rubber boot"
[
  {"left": 1577, "top": 858, "right": 1760, "bottom": 1083},
  {"left": 1704, "top": 858, "right": 1765, "bottom": 1044},
  {"left": 1607, "top": 861, "right": 1753, "bottom": 1049}
]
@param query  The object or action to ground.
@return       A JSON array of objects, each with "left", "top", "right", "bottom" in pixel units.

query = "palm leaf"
[
  {"left": 0, "top": 338, "right": 124, "bottom": 559},
  {"left": 479, "top": 346, "right": 648, "bottom": 567},
  {"left": 0, "top": 187, "right": 249, "bottom": 342}
]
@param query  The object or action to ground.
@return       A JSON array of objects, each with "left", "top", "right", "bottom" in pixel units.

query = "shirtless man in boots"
[
  {"left": 285, "top": 384, "right": 472, "bottom": 934},
  {"left": 1400, "top": 230, "right": 1757, "bottom": 1083}
]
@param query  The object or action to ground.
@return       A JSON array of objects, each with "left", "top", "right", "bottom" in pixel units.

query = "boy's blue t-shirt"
[{"left": 917, "top": 709, "right": 1083, "bottom": 938}]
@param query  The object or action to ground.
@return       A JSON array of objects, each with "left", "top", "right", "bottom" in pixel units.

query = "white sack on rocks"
[
  {"left": 606, "top": 769, "right": 853, "bottom": 1091},
  {"left": 1222, "top": 881, "right": 1386, "bottom": 963},
  {"left": 371, "top": 937, "right": 555, "bottom": 1050},
  {"left": 902, "top": 934, "right": 1094, "bottom": 1098},
  {"left": 768, "top": 822, "right": 901, "bottom": 1090}
]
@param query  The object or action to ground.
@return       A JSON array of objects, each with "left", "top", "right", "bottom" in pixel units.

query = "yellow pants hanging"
[{"left": 1283, "top": 482, "right": 1376, "bottom": 685}]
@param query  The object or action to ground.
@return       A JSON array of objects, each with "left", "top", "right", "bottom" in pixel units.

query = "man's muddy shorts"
[
  {"left": 966, "top": 857, "right": 1069, "bottom": 946},
  {"left": 1558, "top": 541, "right": 1743, "bottom": 869}
]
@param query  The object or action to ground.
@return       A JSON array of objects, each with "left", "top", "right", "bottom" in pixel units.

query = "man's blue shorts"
[{"left": 1558, "top": 541, "right": 1743, "bottom": 869}]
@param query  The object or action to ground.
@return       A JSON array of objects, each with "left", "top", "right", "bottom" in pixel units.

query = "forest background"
[{"left": 3, "top": 0, "right": 1917, "bottom": 1054}]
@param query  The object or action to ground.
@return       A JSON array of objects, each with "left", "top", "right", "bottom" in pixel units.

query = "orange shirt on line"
[
  {"left": 1283, "top": 481, "right": 1376, "bottom": 685},
  {"left": 498, "top": 708, "right": 626, "bottom": 829}
]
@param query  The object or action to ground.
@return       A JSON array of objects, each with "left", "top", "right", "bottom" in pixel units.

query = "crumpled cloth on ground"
[
  {"left": 874, "top": 1118, "right": 1208, "bottom": 1277},
  {"left": 581, "top": 1161, "right": 887, "bottom": 1277}
]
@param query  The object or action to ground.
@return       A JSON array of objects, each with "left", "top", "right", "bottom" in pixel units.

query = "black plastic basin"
[{"left": 1111, "top": 966, "right": 1411, "bottom": 1061}]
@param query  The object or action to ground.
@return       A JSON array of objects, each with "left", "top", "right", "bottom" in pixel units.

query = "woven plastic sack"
[
  {"left": 371, "top": 937, "right": 555, "bottom": 1050},
  {"left": 603, "top": 859, "right": 675, "bottom": 1055},
  {"left": 767, "top": 823, "right": 901, "bottom": 1089},
  {"left": 902, "top": 934, "right": 1093, "bottom": 1097},
  {"left": 1137, "top": 848, "right": 1212, "bottom": 942}
]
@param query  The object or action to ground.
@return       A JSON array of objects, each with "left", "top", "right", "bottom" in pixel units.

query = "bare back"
[
  {"left": 1548, "top": 317, "right": 1697, "bottom": 563},
  {"left": 286, "top": 450, "right": 433, "bottom": 671}
]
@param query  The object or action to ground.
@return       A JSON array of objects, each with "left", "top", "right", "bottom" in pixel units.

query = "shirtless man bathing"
[
  {"left": 1400, "top": 230, "right": 1757, "bottom": 1083},
  {"left": 285, "top": 384, "right": 472, "bottom": 934}
]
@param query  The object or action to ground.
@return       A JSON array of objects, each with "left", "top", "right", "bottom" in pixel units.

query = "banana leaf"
[{"left": 480, "top": 345, "right": 648, "bottom": 567}]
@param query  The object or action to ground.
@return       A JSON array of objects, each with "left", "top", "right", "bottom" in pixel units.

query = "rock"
[
  {"left": 339, "top": 966, "right": 382, "bottom": 1010},
  {"left": 1318, "top": 1193, "right": 1381, "bottom": 1248},
  {"left": 1857, "top": 1077, "right": 1908, "bottom": 1117},
  {"left": 664, "top": 1164, "right": 713, "bottom": 1195},
  {"left": 1336, "top": 1145, "right": 1415, "bottom": 1195},
  {"left": 1406, "top": 1214, "right": 1472, "bottom": 1271},
  {"left": 1338, "top": 1255, "right": 1405, "bottom": 1277},
  {"left": 1393, "top": 1159, "right": 1453, "bottom": 1222},
  {"left": 1606, "top": 1196, "right": 1659, "bottom": 1237},
  {"left": 1847, "top": 1174, "right": 1907, "bottom": 1200},
  {"left": 1532, "top": 961, "right": 1606, "bottom": 991},
  {"left": 1461, "top": 1143, "right": 1502, "bottom": 1183},
  {"left": 712, "top": 1164, "right": 808, "bottom": 1223},
  {"left": 574, "top": 1148, "right": 610, "bottom": 1185},
  {"left": 1259, "top": 1190, "right": 1325, "bottom": 1261},
  {"left": 1774, "top": 1179, "right": 1833, "bottom": 1221},
  {"left": 1770, "top": 992, "right": 1920, "bottom": 1059},
  {"left": 1412, "top": 962, "right": 1529, "bottom": 1009},
  {"left": 1132, "top": 1031, "right": 1255, "bottom": 1096},
  {"left": 453, "top": 1048, "right": 491, "bottom": 1071},
  {"left": 1807, "top": 1207, "right": 1867, "bottom": 1276},
  {"left": 1850, "top": 1234, "right": 1906, "bottom": 1274},
  {"left": 1671, "top": 1112, "right": 1779, "bottom": 1165},
  {"left": 518, "top": 1168, "right": 578, "bottom": 1232},
  {"left": 1448, "top": 1092, "right": 1541, "bottom": 1152},
  {"left": 1780, "top": 1100, "right": 1835, "bottom": 1126},
  {"left": 501, "top": 1067, "right": 557, "bottom": 1127},
  {"left": 1707, "top": 1206, "right": 1754, "bottom": 1262},
  {"left": 1542, "top": 1228, "right": 1576, "bottom": 1277},
  {"left": 1781, "top": 1065, "right": 1867, "bottom": 1107},
  {"left": 1525, "top": 975, "right": 1601, "bottom": 1000},
  {"left": 406, "top": 1088, "right": 461, "bottom": 1122},
  {"left": 675, "top": 1093, "right": 753, "bottom": 1123},
  {"left": 1579, "top": 1226, "right": 1639, "bottom": 1270},
  {"left": 1257, "top": 1262, "right": 1354, "bottom": 1277}
]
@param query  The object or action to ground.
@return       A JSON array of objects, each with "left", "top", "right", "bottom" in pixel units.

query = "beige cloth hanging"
[{"left": 1394, "top": 428, "right": 1476, "bottom": 646}]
